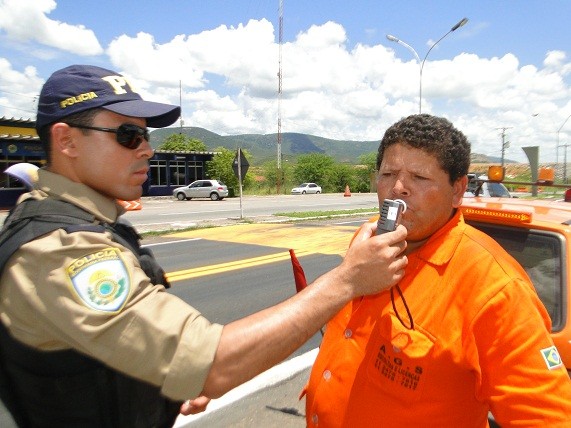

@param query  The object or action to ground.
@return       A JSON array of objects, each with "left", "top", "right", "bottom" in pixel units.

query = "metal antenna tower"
[{"left": 276, "top": 0, "right": 283, "bottom": 193}]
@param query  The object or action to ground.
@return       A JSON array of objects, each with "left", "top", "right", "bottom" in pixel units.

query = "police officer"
[{"left": 0, "top": 65, "right": 408, "bottom": 427}]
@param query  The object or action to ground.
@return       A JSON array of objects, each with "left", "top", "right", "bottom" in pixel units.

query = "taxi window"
[
  {"left": 467, "top": 222, "right": 565, "bottom": 331},
  {"left": 487, "top": 182, "right": 511, "bottom": 197}
]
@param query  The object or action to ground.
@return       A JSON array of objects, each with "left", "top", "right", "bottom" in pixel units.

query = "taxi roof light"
[
  {"left": 461, "top": 206, "right": 532, "bottom": 224},
  {"left": 538, "top": 167, "right": 555, "bottom": 185},
  {"left": 488, "top": 166, "right": 505, "bottom": 182}
]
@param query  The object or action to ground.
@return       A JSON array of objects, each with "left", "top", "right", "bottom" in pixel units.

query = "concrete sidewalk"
[{"left": 175, "top": 349, "right": 317, "bottom": 428}]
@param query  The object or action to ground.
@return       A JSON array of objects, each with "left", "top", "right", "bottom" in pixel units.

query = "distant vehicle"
[
  {"left": 464, "top": 175, "right": 513, "bottom": 198},
  {"left": 291, "top": 183, "right": 322, "bottom": 195},
  {"left": 173, "top": 179, "right": 228, "bottom": 201}
]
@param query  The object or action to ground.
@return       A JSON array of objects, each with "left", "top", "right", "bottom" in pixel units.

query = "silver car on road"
[{"left": 173, "top": 179, "right": 229, "bottom": 201}]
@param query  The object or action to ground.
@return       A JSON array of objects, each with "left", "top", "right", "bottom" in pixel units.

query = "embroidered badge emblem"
[
  {"left": 67, "top": 248, "right": 131, "bottom": 312},
  {"left": 540, "top": 346, "right": 563, "bottom": 370}
]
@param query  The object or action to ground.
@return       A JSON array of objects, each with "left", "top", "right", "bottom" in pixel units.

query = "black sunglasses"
[{"left": 64, "top": 123, "right": 150, "bottom": 149}]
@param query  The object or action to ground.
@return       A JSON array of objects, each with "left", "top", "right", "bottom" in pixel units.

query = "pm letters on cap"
[{"left": 101, "top": 75, "right": 133, "bottom": 95}]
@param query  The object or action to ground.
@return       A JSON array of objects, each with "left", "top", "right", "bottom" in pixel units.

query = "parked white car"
[{"left": 291, "top": 183, "right": 322, "bottom": 195}]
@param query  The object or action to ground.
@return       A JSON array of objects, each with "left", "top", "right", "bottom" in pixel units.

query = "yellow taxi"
[{"left": 461, "top": 167, "right": 571, "bottom": 375}]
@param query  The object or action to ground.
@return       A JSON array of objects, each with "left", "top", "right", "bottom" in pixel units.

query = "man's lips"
[{"left": 132, "top": 168, "right": 149, "bottom": 183}]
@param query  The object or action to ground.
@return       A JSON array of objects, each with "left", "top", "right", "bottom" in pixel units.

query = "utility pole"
[
  {"left": 497, "top": 127, "right": 512, "bottom": 167},
  {"left": 276, "top": 0, "right": 284, "bottom": 194}
]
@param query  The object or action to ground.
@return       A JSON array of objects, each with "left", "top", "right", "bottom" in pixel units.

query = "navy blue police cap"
[{"left": 35, "top": 64, "right": 180, "bottom": 131}]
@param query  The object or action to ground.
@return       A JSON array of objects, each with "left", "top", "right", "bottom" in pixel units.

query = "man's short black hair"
[
  {"left": 38, "top": 108, "right": 100, "bottom": 165},
  {"left": 376, "top": 114, "right": 471, "bottom": 184}
]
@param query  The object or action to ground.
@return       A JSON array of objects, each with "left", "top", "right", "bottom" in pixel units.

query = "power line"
[
  {"left": 0, "top": 89, "right": 38, "bottom": 100},
  {"left": 0, "top": 104, "right": 37, "bottom": 114}
]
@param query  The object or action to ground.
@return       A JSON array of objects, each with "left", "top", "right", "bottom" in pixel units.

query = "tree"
[
  {"left": 329, "top": 163, "right": 358, "bottom": 193},
  {"left": 353, "top": 152, "right": 378, "bottom": 193},
  {"left": 261, "top": 159, "right": 294, "bottom": 194},
  {"left": 157, "top": 134, "right": 207, "bottom": 151},
  {"left": 293, "top": 153, "right": 336, "bottom": 191},
  {"left": 207, "top": 147, "right": 254, "bottom": 190},
  {"left": 359, "top": 152, "right": 378, "bottom": 172}
]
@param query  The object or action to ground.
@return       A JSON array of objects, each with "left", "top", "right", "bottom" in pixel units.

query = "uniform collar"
[
  {"left": 413, "top": 209, "right": 465, "bottom": 267},
  {"left": 26, "top": 169, "right": 123, "bottom": 224}
]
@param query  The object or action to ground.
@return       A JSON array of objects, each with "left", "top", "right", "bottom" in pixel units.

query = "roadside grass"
[
  {"left": 274, "top": 207, "right": 378, "bottom": 218},
  {"left": 141, "top": 224, "right": 216, "bottom": 238}
]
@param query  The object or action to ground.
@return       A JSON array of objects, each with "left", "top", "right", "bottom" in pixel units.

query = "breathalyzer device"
[{"left": 376, "top": 199, "right": 407, "bottom": 235}]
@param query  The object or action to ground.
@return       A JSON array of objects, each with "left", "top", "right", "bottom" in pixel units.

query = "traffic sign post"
[{"left": 232, "top": 148, "right": 249, "bottom": 218}]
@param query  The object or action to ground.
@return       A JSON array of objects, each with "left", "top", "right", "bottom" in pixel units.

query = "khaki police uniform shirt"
[{"left": 0, "top": 169, "right": 223, "bottom": 401}]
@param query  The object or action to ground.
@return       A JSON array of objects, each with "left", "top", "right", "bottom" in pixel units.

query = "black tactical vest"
[{"left": 0, "top": 198, "right": 182, "bottom": 428}]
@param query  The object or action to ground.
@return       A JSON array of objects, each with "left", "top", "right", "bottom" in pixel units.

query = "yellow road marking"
[
  {"left": 167, "top": 249, "right": 312, "bottom": 281},
  {"left": 165, "top": 223, "right": 357, "bottom": 282}
]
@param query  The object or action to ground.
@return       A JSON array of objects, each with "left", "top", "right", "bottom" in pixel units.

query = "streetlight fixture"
[
  {"left": 387, "top": 17, "right": 468, "bottom": 113},
  {"left": 557, "top": 113, "right": 571, "bottom": 182}
]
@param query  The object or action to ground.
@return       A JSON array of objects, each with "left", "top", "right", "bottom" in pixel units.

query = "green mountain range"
[
  {"left": 150, "top": 126, "right": 379, "bottom": 164},
  {"left": 150, "top": 126, "right": 513, "bottom": 165}
]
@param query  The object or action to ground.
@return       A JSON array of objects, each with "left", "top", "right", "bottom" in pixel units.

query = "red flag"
[
  {"left": 289, "top": 249, "right": 308, "bottom": 293},
  {"left": 290, "top": 249, "right": 325, "bottom": 339}
]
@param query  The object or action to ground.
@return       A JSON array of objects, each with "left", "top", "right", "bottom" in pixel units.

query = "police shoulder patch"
[
  {"left": 66, "top": 247, "right": 131, "bottom": 312},
  {"left": 540, "top": 345, "right": 563, "bottom": 370}
]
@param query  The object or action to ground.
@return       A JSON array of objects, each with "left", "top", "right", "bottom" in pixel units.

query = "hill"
[
  {"left": 150, "top": 126, "right": 518, "bottom": 166},
  {"left": 151, "top": 127, "right": 380, "bottom": 164}
]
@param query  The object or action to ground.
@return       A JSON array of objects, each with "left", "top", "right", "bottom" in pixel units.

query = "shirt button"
[
  {"left": 312, "top": 414, "right": 319, "bottom": 424},
  {"left": 323, "top": 370, "right": 332, "bottom": 381},
  {"left": 344, "top": 328, "right": 352, "bottom": 338}
]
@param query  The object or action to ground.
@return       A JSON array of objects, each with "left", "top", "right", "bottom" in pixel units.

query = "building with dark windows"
[
  {"left": 146, "top": 150, "right": 218, "bottom": 196},
  {"left": 0, "top": 117, "right": 218, "bottom": 208}
]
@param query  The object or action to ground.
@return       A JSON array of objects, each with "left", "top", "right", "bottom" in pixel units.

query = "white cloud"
[
  {"left": 0, "top": 0, "right": 103, "bottom": 56},
  {"left": 0, "top": 1, "right": 569, "bottom": 164},
  {"left": 0, "top": 59, "right": 43, "bottom": 118}
]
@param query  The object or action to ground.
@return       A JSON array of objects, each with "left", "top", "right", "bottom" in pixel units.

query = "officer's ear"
[{"left": 50, "top": 122, "right": 79, "bottom": 159}]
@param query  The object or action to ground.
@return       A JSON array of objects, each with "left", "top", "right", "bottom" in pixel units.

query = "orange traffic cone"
[
  {"left": 344, "top": 185, "right": 351, "bottom": 197},
  {"left": 117, "top": 199, "right": 142, "bottom": 211}
]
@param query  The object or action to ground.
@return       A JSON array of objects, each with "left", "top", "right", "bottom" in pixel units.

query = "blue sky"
[{"left": 1, "top": 0, "right": 570, "bottom": 163}]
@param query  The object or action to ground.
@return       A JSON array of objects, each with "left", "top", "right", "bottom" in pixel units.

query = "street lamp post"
[
  {"left": 558, "top": 113, "right": 571, "bottom": 183},
  {"left": 387, "top": 17, "right": 468, "bottom": 114}
]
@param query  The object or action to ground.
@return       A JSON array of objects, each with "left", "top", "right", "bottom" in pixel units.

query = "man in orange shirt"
[{"left": 305, "top": 114, "right": 571, "bottom": 427}]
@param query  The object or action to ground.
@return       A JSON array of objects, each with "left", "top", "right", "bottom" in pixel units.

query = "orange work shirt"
[{"left": 305, "top": 210, "right": 571, "bottom": 427}]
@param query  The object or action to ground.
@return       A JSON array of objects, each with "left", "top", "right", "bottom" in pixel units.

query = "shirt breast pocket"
[{"left": 365, "top": 312, "right": 435, "bottom": 403}]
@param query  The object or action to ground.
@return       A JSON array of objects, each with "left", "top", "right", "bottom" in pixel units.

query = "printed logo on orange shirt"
[{"left": 540, "top": 346, "right": 563, "bottom": 370}]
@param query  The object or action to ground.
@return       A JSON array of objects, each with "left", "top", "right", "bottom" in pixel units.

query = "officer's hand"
[
  {"left": 337, "top": 222, "right": 408, "bottom": 298},
  {"left": 179, "top": 395, "right": 211, "bottom": 415}
]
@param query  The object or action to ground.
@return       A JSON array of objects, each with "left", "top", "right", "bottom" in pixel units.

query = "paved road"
[
  {"left": 175, "top": 352, "right": 316, "bottom": 428},
  {"left": 183, "top": 368, "right": 311, "bottom": 428}
]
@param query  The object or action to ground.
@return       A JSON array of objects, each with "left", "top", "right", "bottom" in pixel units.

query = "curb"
[{"left": 174, "top": 348, "right": 318, "bottom": 427}]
